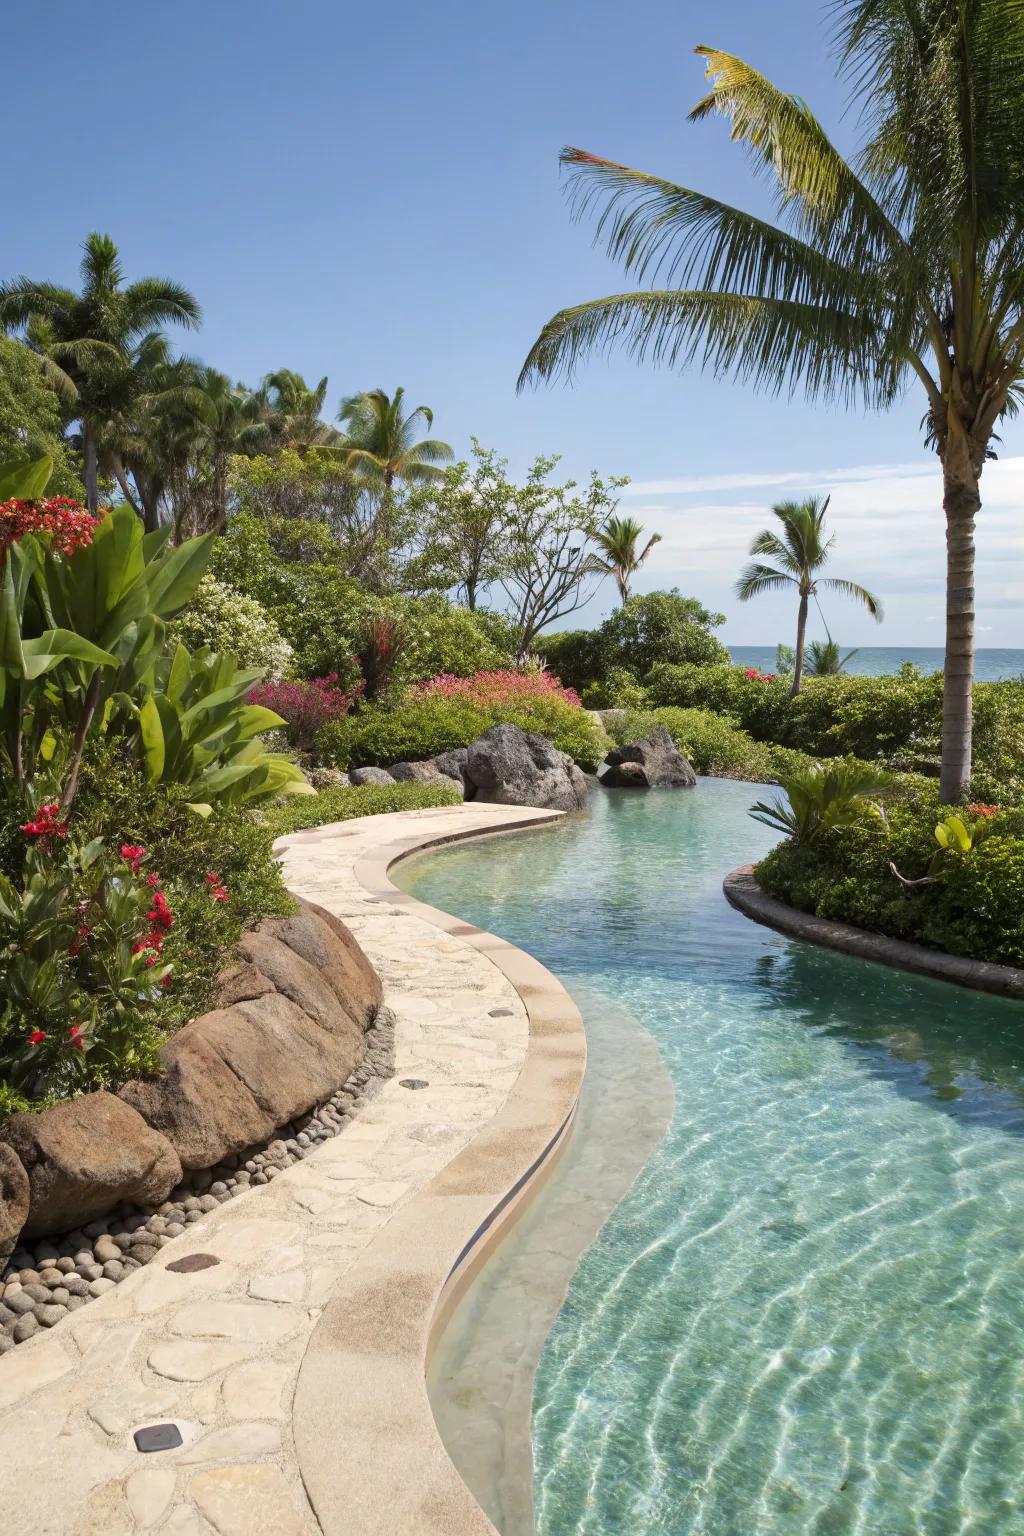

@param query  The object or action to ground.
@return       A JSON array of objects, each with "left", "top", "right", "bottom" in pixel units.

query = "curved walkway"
[{"left": 0, "top": 804, "right": 584, "bottom": 1536}]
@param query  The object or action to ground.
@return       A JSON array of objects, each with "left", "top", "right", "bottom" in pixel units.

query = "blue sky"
[{"left": 5, "top": 0, "right": 1022, "bottom": 646}]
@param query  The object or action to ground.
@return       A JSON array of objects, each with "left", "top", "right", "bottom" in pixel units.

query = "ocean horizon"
[{"left": 728, "top": 645, "right": 1024, "bottom": 682}]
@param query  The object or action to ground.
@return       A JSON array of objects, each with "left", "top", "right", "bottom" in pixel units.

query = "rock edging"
[{"left": 724, "top": 864, "right": 1024, "bottom": 1001}]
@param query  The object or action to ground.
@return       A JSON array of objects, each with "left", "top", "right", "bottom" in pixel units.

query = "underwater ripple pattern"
[{"left": 406, "top": 780, "right": 1024, "bottom": 1535}]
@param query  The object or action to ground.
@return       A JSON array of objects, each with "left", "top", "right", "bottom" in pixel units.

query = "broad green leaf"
[
  {"left": 185, "top": 802, "right": 214, "bottom": 817},
  {"left": 145, "top": 532, "right": 216, "bottom": 619},
  {"left": 232, "top": 704, "right": 287, "bottom": 741},
  {"left": 0, "top": 546, "right": 25, "bottom": 675},
  {"left": 137, "top": 693, "right": 165, "bottom": 780},
  {"left": 21, "top": 630, "right": 117, "bottom": 678},
  {"left": 0, "top": 455, "right": 52, "bottom": 500}
]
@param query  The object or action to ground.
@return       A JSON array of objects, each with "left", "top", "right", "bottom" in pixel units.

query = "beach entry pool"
[{"left": 402, "top": 779, "right": 1024, "bottom": 1535}]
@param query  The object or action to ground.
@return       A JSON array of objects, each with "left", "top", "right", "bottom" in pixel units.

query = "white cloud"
[{"left": 602, "top": 456, "right": 1024, "bottom": 646}]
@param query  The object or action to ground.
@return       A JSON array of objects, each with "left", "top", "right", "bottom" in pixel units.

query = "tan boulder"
[
  {"left": 120, "top": 1030, "right": 274, "bottom": 1172},
  {"left": 2, "top": 1093, "right": 181, "bottom": 1239},
  {"left": 191, "top": 994, "right": 363, "bottom": 1127},
  {"left": 212, "top": 960, "right": 276, "bottom": 1008},
  {"left": 0, "top": 1143, "right": 30, "bottom": 1259},
  {"left": 260, "top": 900, "right": 381, "bottom": 1032},
  {"left": 236, "top": 931, "right": 354, "bottom": 1038}
]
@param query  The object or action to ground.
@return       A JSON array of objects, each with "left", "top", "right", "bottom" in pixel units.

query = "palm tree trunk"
[
  {"left": 939, "top": 448, "right": 979, "bottom": 803},
  {"left": 791, "top": 591, "right": 809, "bottom": 697},
  {"left": 83, "top": 427, "right": 99, "bottom": 515}
]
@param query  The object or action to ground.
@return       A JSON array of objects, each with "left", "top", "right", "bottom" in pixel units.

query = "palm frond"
[
  {"left": 819, "top": 575, "right": 884, "bottom": 619},
  {"left": 736, "top": 562, "right": 797, "bottom": 600}
]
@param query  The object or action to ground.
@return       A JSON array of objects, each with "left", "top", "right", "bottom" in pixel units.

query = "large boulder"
[
  {"left": 349, "top": 766, "right": 395, "bottom": 787},
  {"left": 428, "top": 747, "right": 471, "bottom": 795},
  {"left": 120, "top": 1029, "right": 273, "bottom": 1171},
  {"left": 598, "top": 726, "right": 697, "bottom": 789},
  {"left": 2, "top": 1093, "right": 182, "bottom": 1239},
  {"left": 464, "top": 723, "right": 588, "bottom": 812},
  {"left": 236, "top": 930, "right": 361, "bottom": 1040},
  {"left": 0, "top": 1144, "right": 30, "bottom": 1260},
  {"left": 259, "top": 899, "right": 382, "bottom": 1033}
]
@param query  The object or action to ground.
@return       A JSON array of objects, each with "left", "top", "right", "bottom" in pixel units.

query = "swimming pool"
[{"left": 403, "top": 779, "right": 1024, "bottom": 1535}]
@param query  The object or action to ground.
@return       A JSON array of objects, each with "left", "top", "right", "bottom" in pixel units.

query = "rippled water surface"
[{"left": 404, "top": 781, "right": 1024, "bottom": 1535}]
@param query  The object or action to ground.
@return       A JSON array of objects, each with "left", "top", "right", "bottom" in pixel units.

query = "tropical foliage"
[{"left": 750, "top": 760, "right": 891, "bottom": 844}]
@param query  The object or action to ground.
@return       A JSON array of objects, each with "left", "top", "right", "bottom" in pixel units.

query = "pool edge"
[{"left": 292, "top": 806, "right": 588, "bottom": 1536}]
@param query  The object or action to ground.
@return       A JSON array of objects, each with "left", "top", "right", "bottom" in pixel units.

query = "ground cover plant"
[{"left": 262, "top": 779, "right": 462, "bottom": 839}]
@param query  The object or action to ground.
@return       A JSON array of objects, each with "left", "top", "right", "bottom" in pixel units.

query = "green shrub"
[
  {"left": 971, "top": 680, "right": 1024, "bottom": 804},
  {"left": 645, "top": 662, "right": 793, "bottom": 742},
  {"left": 264, "top": 779, "right": 462, "bottom": 838},
  {"left": 535, "top": 628, "right": 608, "bottom": 693},
  {"left": 786, "top": 667, "right": 944, "bottom": 764},
  {"left": 581, "top": 668, "right": 650, "bottom": 710},
  {"left": 756, "top": 793, "right": 1024, "bottom": 968},
  {"left": 318, "top": 692, "right": 607, "bottom": 773},
  {"left": 604, "top": 707, "right": 779, "bottom": 780},
  {"left": 600, "top": 591, "right": 729, "bottom": 677}
]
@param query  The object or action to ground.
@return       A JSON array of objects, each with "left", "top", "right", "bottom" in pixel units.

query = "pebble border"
[{"left": 0, "top": 1007, "right": 396, "bottom": 1355}]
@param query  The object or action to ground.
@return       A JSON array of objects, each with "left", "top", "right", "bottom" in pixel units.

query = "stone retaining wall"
[
  {"left": 0, "top": 896, "right": 383, "bottom": 1262},
  {"left": 724, "top": 864, "right": 1024, "bottom": 1000}
]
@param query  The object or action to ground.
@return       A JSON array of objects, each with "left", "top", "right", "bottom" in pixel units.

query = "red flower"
[
  {"left": 0, "top": 497, "right": 99, "bottom": 557},
  {"left": 412, "top": 669, "right": 583, "bottom": 709},
  {"left": 67, "top": 924, "right": 93, "bottom": 958},
  {"left": 147, "top": 890, "right": 174, "bottom": 931},
  {"left": 206, "top": 872, "right": 229, "bottom": 902},
  {"left": 145, "top": 872, "right": 162, "bottom": 888},
  {"left": 27, "top": 1030, "right": 46, "bottom": 1046},
  {"left": 20, "top": 802, "right": 68, "bottom": 843},
  {"left": 67, "top": 1025, "right": 86, "bottom": 1051},
  {"left": 968, "top": 803, "right": 1000, "bottom": 818},
  {"left": 120, "top": 844, "right": 146, "bottom": 872}
]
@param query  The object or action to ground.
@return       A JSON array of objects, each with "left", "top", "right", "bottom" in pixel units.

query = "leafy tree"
[
  {"left": 586, "top": 514, "right": 661, "bottom": 604},
  {"left": 258, "top": 369, "right": 340, "bottom": 451},
  {"left": 492, "top": 455, "right": 627, "bottom": 656},
  {"left": 519, "top": 1, "right": 1024, "bottom": 800},
  {"left": 167, "top": 368, "right": 269, "bottom": 537},
  {"left": 337, "top": 387, "right": 453, "bottom": 488},
  {"left": 598, "top": 588, "right": 729, "bottom": 678},
  {"left": 0, "top": 338, "right": 83, "bottom": 497},
  {"left": 0, "top": 233, "right": 199, "bottom": 512},
  {"left": 406, "top": 440, "right": 515, "bottom": 608},
  {"left": 736, "top": 497, "right": 881, "bottom": 695}
]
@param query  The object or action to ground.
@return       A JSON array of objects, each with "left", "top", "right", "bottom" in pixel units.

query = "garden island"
[{"left": 1, "top": 0, "right": 1023, "bottom": 1530}]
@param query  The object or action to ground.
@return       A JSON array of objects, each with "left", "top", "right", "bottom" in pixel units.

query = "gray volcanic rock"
[
  {"left": 428, "top": 747, "right": 471, "bottom": 794},
  {"left": 349, "top": 766, "right": 395, "bottom": 787},
  {"left": 388, "top": 760, "right": 459, "bottom": 792},
  {"left": 464, "top": 723, "right": 588, "bottom": 812},
  {"left": 3, "top": 1094, "right": 182, "bottom": 1240},
  {"left": 598, "top": 726, "right": 697, "bottom": 789}
]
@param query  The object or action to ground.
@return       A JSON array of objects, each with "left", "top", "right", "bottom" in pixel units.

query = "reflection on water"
[{"left": 406, "top": 781, "right": 1024, "bottom": 1535}]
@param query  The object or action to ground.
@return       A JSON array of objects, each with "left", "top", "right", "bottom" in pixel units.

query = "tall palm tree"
[
  {"left": 0, "top": 233, "right": 200, "bottom": 512},
  {"left": 172, "top": 368, "right": 270, "bottom": 537},
  {"left": 259, "top": 369, "right": 340, "bottom": 451},
  {"left": 587, "top": 514, "right": 662, "bottom": 603},
  {"left": 337, "top": 387, "right": 453, "bottom": 488},
  {"left": 736, "top": 497, "right": 881, "bottom": 695},
  {"left": 519, "top": 0, "right": 1024, "bottom": 800}
]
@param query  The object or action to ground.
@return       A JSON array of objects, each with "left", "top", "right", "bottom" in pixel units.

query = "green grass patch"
[{"left": 264, "top": 779, "right": 462, "bottom": 838}]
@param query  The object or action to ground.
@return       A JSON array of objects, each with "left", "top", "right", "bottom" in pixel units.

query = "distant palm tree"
[
  {"left": 177, "top": 368, "right": 270, "bottom": 536},
  {"left": 805, "top": 637, "right": 859, "bottom": 676},
  {"left": 736, "top": 496, "right": 881, "bottom": 696},
  {"left": 0, "top": 233, "right": 200, "bottom": 511},
  {"left": 259, "top": 369, "right": 340, "bottom": 451},
  {"left": 337, "top": 387, "right": 453, "bottom": 488},
  {"left": 587, "top": 515, "right": 662, "bottom": 604}
]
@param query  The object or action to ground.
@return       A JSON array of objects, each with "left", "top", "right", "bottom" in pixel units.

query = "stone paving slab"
[{"left": 0, "top": 804, "right": 558, "bottom": 1535}]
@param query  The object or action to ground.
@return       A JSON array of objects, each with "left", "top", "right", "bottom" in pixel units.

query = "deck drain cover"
[
  {"left": 134, "top": 1423, "right": 183, "bottom": 1453},
  {"left": 488, "top": 1008, "right": 514, "bottom": 1017},
  {"left": 399, "top": 1078, "right": 429, "bottom": 1090},
  {"left": 166, "top": 1253, "right": 220, "bottom": 1274}
]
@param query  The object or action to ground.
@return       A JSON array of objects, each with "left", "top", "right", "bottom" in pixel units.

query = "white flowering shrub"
[{"left": 167, "top": 576, "right": 294, "bottom": 680}]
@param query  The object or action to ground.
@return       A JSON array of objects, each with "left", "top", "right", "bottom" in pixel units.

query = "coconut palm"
[
  {"left": 736, "top": 497, "right": 881, "bottom": 695},
  {"left": 519, "top": 0, "right": 1024, "bottom": 800},
  {"left": 587, "top": 515, "right": 662, "bottom": 604},
  {"left": 0, "top": 233, "right": 200, "bottom": 512},
  {"left": 337, "top": 387, "right": 453, "bottom": 488},
  {"left": 805, "top": 637, "right": 859, "bottom": 676},
  {"left": 172, "top": 368, "right": 270, "bottom": 537},
  {"left": 259, "top": 369, "right": 340, "bottom": 451}
]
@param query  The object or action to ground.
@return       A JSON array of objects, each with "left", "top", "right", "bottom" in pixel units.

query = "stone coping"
[
  {"left": 725, "top": 864, "right": 1024, "bottom": 1000},
  {"left": 291, "top": 806, "right": 588, "bottom": 1536}
]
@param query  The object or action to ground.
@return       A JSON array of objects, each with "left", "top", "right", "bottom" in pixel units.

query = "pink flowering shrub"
[
  {"left": 413, "top": 669, "right": 583, "bottom": 710},
  {"left": 247, "top": 670, "right": 363, "bottom": 750}
]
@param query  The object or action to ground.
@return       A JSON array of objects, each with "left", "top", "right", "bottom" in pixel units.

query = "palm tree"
[
  {"left": 519, "top": 0, "right": 1024, "bottom": 800},
  {"left": 736, "top": 497, "right": 881, "bottom": 695},
  {"left": 587, "top": 515, "right": 662, "bottom": 604},
  {"left": 172, "top": 368, "right": 270, "bottom": 537},
  {"left": 259, "top": 369, "right": 340, "bottom": 451},
  {"left": 0, "top": 233, "right": 200, "bottom": 512},
  {"left": 805, "top": 637, "right": 859, "bottom": 676},
  {"left": 337, "top": 387, "right": 453, "bottom": 488}
]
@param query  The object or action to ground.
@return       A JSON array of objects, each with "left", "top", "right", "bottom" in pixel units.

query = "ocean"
[{"left": 728, "top": 645, "right": 1024, "bottom": 682}]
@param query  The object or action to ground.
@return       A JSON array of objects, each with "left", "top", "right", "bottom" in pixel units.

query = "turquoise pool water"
[{"left": 403, "top": 780, "right": 1024, "bottom": 1535}]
